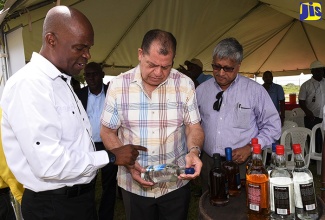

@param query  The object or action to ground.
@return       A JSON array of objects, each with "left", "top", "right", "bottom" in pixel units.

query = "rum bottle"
[
  {"left": 246, "top": 144, "right": 270, "bottom": 220},
  {"left": 141, "top": 163, "right": 194, "bottom": 183},
  {"left": 292, "top": 144, "right": 318, "bottom": 220},
  {"left": 222, "top": 147, "right": 241, "bottom": 196},
  {"left": 209, "top": 153, "right": 229, "bottom": 206},
  {"left": 269, "top": 145, "right": 295, "bottom": 219}
]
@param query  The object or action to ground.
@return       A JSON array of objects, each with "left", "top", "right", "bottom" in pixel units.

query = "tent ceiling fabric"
[{"left": 1, "top": 0, "right": 325, "bottom": 77}]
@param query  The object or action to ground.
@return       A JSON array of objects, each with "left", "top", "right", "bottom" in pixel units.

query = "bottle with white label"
[
  {"left": 292, "top": 144, "right": 318, "bottom": 220},
  {"left": 269, "top": 145, "right": 295, "bottom": 219},
  {"left": 267, "top": 143, "right": 277, "bottom": 175}
]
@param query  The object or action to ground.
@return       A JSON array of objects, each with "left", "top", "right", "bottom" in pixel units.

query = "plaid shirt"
[{"left": 101, "top": 65, "right": 201, "bottom": 198}]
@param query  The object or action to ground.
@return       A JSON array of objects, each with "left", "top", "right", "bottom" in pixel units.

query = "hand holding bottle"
[
  {"left": 127, "top": 161, "right": 155, "bottom": 187},
  {"left": 181, "top": 151, "right": 202, "bottom": 180}
]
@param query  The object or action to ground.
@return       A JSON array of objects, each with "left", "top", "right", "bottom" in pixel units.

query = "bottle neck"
[
  {"left": 214, "top": 159, "right": 221, "bottom": 168},
  {"left": 225, "top": 150, "right": 232, "bottom": 161},
  {"left": 294, "top": 153, "right": 305, "bottom": 168},
  {"left": 275, "top": 154, "right": 286, "bottom": 168},
  {"left": 252, "top": 152, "right": 263, "bottom": 165}
]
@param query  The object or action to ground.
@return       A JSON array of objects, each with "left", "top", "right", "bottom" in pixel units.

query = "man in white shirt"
[
  {"left": 0, "top": 6, "right": 146, "bottom": 220},
  {"left": 299, "top": 60, "right": 325, "bottom": 153}
]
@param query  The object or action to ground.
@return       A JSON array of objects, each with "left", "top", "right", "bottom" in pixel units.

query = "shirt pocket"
[
  {"left": 233, "top": 105, "right": 251, "bottom": 129},
  {"left": 56, "top": 105, "right": 80, "bottom": 141}
]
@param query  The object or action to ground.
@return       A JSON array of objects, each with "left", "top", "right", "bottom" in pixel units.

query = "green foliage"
[
  {"left": 0, "top": 0, "right": 5, "bottom": 10},
  {"left": 283, "top": 84, "right": 300, "bottom": 95}
]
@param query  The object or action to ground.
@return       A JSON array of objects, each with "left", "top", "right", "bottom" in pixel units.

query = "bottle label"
[
  {"left": 247, "top": 183, "right": 261, "bottom": 211},
  {"left": 236, "top": 173, "right": 241, "bottom": 189},
  {"left": 145, "top": 164, "right": 167, "bottom": 171},
  {"left": 299, "top": 182, "right": 317, "bottom": 211},
  {"left": 274, "top": 186, "right": 291, "bottom": 215}
]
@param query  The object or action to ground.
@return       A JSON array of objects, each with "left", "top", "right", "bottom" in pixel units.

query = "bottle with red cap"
[
  {"left": 246, "top": 143, "right": 270, "bottom": 219},
  {"left": 246, "top": 137, "right": 259, "bottom": 172},
  {"left": 292, "top": 144, "right": 318, "bottom": 220},
  {"left": 269, "top": 145, "right": 295, "bottom": 219}
]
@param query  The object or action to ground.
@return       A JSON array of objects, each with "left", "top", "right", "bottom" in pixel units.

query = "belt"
[
  {"left": 30, "top": 179, "right": 95, "bottom": 198},
  {"left": 0, "top": 187, "right": 10, "bottom": 195}
]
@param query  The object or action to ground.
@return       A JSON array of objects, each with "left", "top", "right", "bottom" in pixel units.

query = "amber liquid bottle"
[
  {"left": 209, "top": 153, "right": 229, "bottom": 206},
  {"left": 222, "top": 147, "right": 241, "bottom": 196},
  {"left": 246, "top": 144, "right": 270, "bottom": 220},
  {"left": 246, "top": 138, "right": 259, "bottom": 172}
]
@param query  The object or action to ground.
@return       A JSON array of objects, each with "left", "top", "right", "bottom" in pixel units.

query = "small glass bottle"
[
  {"left": 222, "top": 147, "right": 241, "bottom": 196},
  {"left": 292, "top": 144, "right": 319, "bottom": 220},
  {"left": 267, "top": 143, "right": 277, "bottom": 175},
  {"left": 246, "top": 144, "right": 270, "bottom": 220},
  {"left": 141, "top": 163, "right": 194, "bottom": 183},
  {"left": 209, "top": 153, "right": 229, "bottom": 206},
  {"left": 269, "top": 145, "right": 295, "bottom": 219},
  {"left": 246, "top": 137, "right": 259, "bottom": 172}
]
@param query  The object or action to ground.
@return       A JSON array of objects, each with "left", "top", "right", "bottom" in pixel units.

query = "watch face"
[{"left": 109, "top": 153, "right": 116, "bottom": 164}]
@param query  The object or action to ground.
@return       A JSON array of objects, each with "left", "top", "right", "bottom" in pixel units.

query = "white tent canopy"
[{"left": 1, "top": 0, "right": 325, "bottom": 78}]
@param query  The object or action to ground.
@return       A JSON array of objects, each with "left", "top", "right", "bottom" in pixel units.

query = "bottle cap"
[
  {"left": 185, "top": 168, "right": 195, "bottom": 174},
  {"left": 225, "top": 147, "right": 232, "bottom": 161},
  {"left": 271, "top": 143, "right": 276, "bottom": 152},
  {"left": 252, "top": 144, "right": 261, "bottom": 154},
  {"left": 251, "top": 138, "right": 258, "bottom": 144},
  {"left": 292, "top": 144, "right": 301, "bottom": 154},
  {"left": 213, "top": 153, "right": 221, "bottom": 160},
  {"left": 276, "top": 145, "right": 285, "bottom": 155}
]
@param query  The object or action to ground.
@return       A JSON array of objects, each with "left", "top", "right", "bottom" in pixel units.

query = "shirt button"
[
  {"left": 217, "top": 131, "right": 221, "bottom": 134},
  {"left": 220, "top": 117, "right": 222, "bottom": 120}
]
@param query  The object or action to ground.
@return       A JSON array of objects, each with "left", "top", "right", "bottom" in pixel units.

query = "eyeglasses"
[
  {"left": 211, "top": 64, "right": 235, "bottom": 72},
  {"left": 213, "top": 91, "right": 224, "bottom": 111}
]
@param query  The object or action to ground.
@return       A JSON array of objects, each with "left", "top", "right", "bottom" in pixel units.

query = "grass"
[{"left": 95, "top": 161, "right": 322, "bottom": 220}]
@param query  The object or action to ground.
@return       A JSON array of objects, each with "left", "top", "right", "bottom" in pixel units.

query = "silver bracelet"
[{"left": 188, "top": 146, "right": 201, "bottom": 157}]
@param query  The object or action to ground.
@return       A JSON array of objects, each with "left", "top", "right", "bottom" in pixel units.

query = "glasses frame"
[
  {"left": 211, "top": 64, "right": 235, "bottom": 72},
  {"left": 213, "top": 91, "right": 224, "bottom": 111}
]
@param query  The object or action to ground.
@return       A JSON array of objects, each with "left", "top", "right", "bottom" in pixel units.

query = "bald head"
[
  {"left": 40, "top": 6, "right": 94, "bottom": 76},
  {"left": 43, "top": 6, "right": 93, "bottom": 39}
]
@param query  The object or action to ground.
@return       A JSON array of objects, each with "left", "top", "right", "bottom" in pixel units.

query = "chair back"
[
  {"left": 310, "top": 123, "right": 324, "bottom": 155},
  {"left": 280, "top": 127, "right": 312, "bottom": 168},
  {"left": 290, "top": 108, "right": 305, "bottom": 127}
]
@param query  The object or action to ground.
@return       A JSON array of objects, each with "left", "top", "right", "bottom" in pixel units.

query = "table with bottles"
[{"left": 198, "top": 189, "right": 325, "bottom": 220}]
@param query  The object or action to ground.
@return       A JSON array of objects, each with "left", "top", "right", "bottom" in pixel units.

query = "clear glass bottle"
[
  {"left": 246, "top": 144, "right": 270, "bottom": 220},
  {"left": 267, "top": 143, "right": 277, "bottom": 175},
  {"left": 246, "top": 137, "right": 259, "bottom": 172},
  {"left": 209, "top": 153, "right": 229, "bottom": 206},
  {"left": 269, "top": 145, "right": 295, "bottom": 219},
  {"left": 292, "top": 144, "right": 319, "bottom": 220},
  {"left": 141, "top": 163, "right": 194, "bottom": 183},
  {"left": 222, "top": 147, "right": 241, "bottom": 196}
]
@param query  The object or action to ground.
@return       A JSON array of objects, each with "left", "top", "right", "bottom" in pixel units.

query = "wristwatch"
[{"left": 106, "top": 151, "right": 116, "bottom": 164}]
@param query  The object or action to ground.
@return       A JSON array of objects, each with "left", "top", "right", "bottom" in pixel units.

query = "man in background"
[
  {"left": 178, "top": 58, "right": 212, "bottom": 87},
  {"left": 262, "top": 70, "right": 285, "bottom": 125},
  {"left": 299, "top": 60, "right": 325, "bottom": 153},
  {"left": 76, "top": 62, "right": 117, "bottom": 220}
]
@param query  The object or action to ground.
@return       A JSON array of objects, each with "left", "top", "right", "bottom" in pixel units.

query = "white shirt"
[
  {"left": 0, "top": 52, "right": 109, "bottom": 192},
  {"left": 299, "top": 77, "right": 325, "bottom": 118}
]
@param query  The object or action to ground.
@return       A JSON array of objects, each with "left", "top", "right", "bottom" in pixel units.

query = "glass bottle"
[
  {"left": 246, "top": 144, "right": 270, "bottom": 220},
  {"left": 222, "top": 147, "right": 241, "bottom": 196},
  {"left": 269, "top": 145, "right": 295, "bottom": 219},
  {"left": 209, "top": 153, "right": 229, "bottom": 206},
  {"left": 141, "top": 163, "right": 194, "bottom": 183},
  {"left": 267, "top": 143, "right": 277, "bottom": 175},
  {"left": 246, "top": 137, "right": 259, "bottom": 172},
  {"left": 292, "top": 144, "right": 319, "bottom": 220}
]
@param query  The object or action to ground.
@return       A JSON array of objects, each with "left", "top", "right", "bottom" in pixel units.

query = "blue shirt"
[
  {"left": 197, "top": 72, "right": 213, "bottom": 84},
  {"left": 196, "top": 75, "right": 281, "bottom": 157},
  {"left": 87, "top": 86, "right": 105, "bottom": 142},
  {"left": 266, "top": 83, "right": 285, "bottom": 112}
]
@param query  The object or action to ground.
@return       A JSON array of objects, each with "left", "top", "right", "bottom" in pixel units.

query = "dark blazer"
[{"left": 76, "top": 84, "right": 108, "bottom": 110}]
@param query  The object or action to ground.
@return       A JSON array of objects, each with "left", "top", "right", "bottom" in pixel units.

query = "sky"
[{"left": 104, "top": 73, "right": 312, "bottom": 86}]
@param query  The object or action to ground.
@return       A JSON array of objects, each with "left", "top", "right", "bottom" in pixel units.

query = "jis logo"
[{"left": 300, "top": 2, "right": 322, "bottom": 21}]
